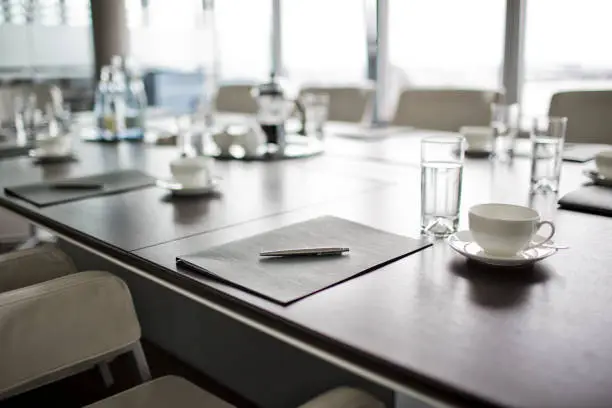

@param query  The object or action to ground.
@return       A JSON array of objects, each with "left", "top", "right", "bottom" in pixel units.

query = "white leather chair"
[
  {"left": 85, "top": 375, "right": 234, "bottom": 408},
  {"left": 297, "top": 387, "right": 385, "bottom": 408},
  {"left": 0, "top": 208, "right": 32, "bottom": 253},
  {"left": 392, "top": 88, "right": 500, "bottom": 132},
  {"left": 549, "top": 90, "right": 612, "bottom": 144},
  {"left": 0, "top": 244, "right": 77, "bottom": 293},
  {"left": 87, "top": 380, "right": 384, "bottom": 408},
  {"left": 215, "top": 84, "right": 258, "bottom": 114},
  {"left": 0, "top": 270, "right": 151, "bottom": 400},
  {"left": 299, "top": 85, "right": 374, "bottom": 123}
]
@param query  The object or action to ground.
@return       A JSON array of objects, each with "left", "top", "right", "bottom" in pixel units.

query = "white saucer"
[
  {"left": 583, "top": 168, "right": 612, "bottom": 187},
  {"left": 29, "top": 148, "right": 75, "bottom": 163},
  {"left": 448, "top": 230, "right": 557, "bottom": 267},
  {"left": 156, "top": 177, "right": 220, "bottom": 196}
]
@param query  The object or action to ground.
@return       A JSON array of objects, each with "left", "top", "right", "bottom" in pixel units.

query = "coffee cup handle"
[{"left": 527, "top": 221, "right": 556, "bottom": 249}]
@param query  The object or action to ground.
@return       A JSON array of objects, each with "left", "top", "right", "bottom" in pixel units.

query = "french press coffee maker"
[{"left": 251, "top": 73, "right": 306, "bottom": 150}]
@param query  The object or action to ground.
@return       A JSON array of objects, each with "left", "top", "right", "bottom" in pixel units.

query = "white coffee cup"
[
  {"left": 459, "top": 126, "right": 493, "bottom": 151},
  {"left": 170, "top": 156, "right": 212, "bottom": 187},
  {"left": 468, "top": 203, "right": 555, "bottom": 256},
  {"left": 235, "top": 126, "right": 266, "bottom": 156},
  {"left": 595, "top": 150, "right": 612, "bottom": 179},
  {"left": 211, "top": 128, "right": 236, "bottom": 154},
  {"left": 37, "top": 135, "right": 72, "bottom": 156}
]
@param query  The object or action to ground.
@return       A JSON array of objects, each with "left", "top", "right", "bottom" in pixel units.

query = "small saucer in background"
[
  {"left": 29, "top": 148, "right": 77, "bottom": 164},
  {"left": 460, "top": 126, "right": 494, "bottom": 158},
  {"left": 583, "top": 168, "right": 612, "bottom": 187},
  {"left": 156, "top": 177, "right": 220, "bottom": 197},
  {"left": 594, "top": 150, "right": 612, "bottom": 179}
]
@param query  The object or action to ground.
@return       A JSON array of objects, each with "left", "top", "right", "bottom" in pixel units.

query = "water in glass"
[
  {"left": 491, "top": 103, "right": 519, "bottom": 162},
  {"left": 530, "top": 116, "right": 567, "bottom": 192},
  {"left": 421, "top": 161, "right": 463, "bottom": 237},
  {"left": 530, "top": 137, "right": 563, "bottom": 192}
]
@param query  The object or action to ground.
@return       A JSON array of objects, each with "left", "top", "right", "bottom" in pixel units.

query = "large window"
[
  {"left": 282, "top": 0, "right": 367, "bottom": 84},
  {"left": 129, "top": 0, "right": 210, "bottom": 71},
  {"left": 216, "top": 0, "right": 270, "bottom": 80},
  {"left": 0, "top": 0, "right": 91, "bottom": 77},
  {"left": 523, "top": 0, "right": 612, "bottom": 117},
  {"left": 128, "top": 0, "right": 270, "bottom": 79},
  {"left": 389, "top": 0, "right": 505, "bottom": 90},
  {"left": 0, "top": 0, "right": 89, "bottom": 26}
]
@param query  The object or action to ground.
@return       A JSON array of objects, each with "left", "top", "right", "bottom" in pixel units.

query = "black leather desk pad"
[
  {"left": 5, "top": 169, "right": 156, "bottom": 207},
  {"left": 559, "top": 184, "right": 612, "bottom": 217},
  {"left": 177, "top": 215, "right": 431, "bottom": 305}
]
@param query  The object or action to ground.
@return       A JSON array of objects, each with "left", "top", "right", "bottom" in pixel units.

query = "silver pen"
[{"left": 260, "top": 247, "right": 350, "bottom": 257}]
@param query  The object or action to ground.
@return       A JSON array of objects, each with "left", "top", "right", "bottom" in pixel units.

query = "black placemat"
[
  {"left": 4, "top": 169, "right": 156, "bottom": 207},
  {"left": 176, "top": 216, "right": 431, "bottom": 305},
  {"left": 562, "top": 144, "right": 612, "bottom": 163},
  {"left": 558, "top": 185, "right": 612, "bottom": 217}
]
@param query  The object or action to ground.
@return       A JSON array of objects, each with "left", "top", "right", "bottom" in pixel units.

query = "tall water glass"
[
  {"left": 491, "top": 103, "right": 519, "bottom": 161},
  {"left": 530, "top": 116, "right": 567, "bottom": 192},
  {"left": 421, "top": 135, "right": 465, "bottom": 237},
  {"left": 302, "top": 93, "right": 329, "bottom": 136}
]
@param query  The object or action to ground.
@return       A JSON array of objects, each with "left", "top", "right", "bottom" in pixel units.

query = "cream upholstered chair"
[
  {"left": 549, "top": 90, "right": 612, "bottom": 144},
  {"left": 0, "top": 269, "right": 239, "bottom": 407},
  {"left": 297, "top": 387, "right": 385, "bottom": 408},
  {"left": 87, "top": 381, "right": 385, "bottom": 408},
  {"left": 392, "top": 88, "right": 500, "bottom": 132},
  {"left": 299, "top": 85, "right": 374, "bottom": 123},
  {"left": 85, "top": 375, "right": 234, "bottom": 408},
  {"left": 0, "top": 270, "right": 152, "bottom": 400},
  {"left": 0, "top": 209, "right": 34, "bottom": 256},
  {"left": 0, "top": 244, "right": 77, "bottom": 293},
  {"left": 215, "top": 84, "right": 258, "bottom": 114}
]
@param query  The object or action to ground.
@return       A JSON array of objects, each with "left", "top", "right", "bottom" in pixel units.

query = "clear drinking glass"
[
  {"left": 491, "top": 102, "right": 519, "bottom": 161},
  {"left": 420, "top": 135, "right": 465, "bottom": 237},
  {"left": 302, "top": 92, "right": 329, "bottom": 135},
  {"left": 530, "top": 116, "right": 568, "bottom": 192}
]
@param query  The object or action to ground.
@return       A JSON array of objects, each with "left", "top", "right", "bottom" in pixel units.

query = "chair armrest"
[
  {"left": 0, "top": 271, "right": 141, "bottom": 398},
  {"left": 297, "top": 387, "right": 385, "bottom": 408},
  {"left": 0, "top": 244, "right": 77, "bottom": 293}
]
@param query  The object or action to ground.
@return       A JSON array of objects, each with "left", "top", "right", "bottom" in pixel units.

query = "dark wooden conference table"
[{"left": 0, "top": 123, "right": 611, "bottom": 408}]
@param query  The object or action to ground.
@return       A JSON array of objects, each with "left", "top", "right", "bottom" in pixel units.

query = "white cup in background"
[
  {"left": 37, "top": 135, "right": 72, "bottom": 156},
  {"left": 468, "top": 203, "right": 555, "bottom": 257},
  {"left": 236, "top": 125, "right": 266, "bottom": 156},
  {"left": 595, "top": 150, "right": 612, "bottom": 179},
  {"left": 170, "top": 156, "right": 213, "bottom": 187},
  {"left": 459, "top": 126, "right": 494, "bottom": 152},
  {"left": 211, "top": 127, "right": 237, "bottom": 154}
]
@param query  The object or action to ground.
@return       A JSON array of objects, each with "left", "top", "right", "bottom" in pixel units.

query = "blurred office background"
[{"left": 0, "top": 0, "right": 610, "bottom": 118}]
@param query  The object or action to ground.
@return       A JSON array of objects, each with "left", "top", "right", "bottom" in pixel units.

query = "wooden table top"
[{"left": 0, "top": 126, "right": 610, "bottom": 408}]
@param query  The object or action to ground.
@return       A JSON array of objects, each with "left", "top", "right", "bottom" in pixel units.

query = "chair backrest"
[
  {"left": 548, "top": 90, "right": 612, "bottom": 144},
  {"left": 0, "top": 244, "right": 76, "bottom": 293},
  {"left": 215, "top": 84, "right": 258, "bottom": 114},
  {"left": 392, "top": 88, "right": 500, "bottom": 131},
  {"left": 0, "top": 271, "right": 141, "bottom": 400},
  {"left": 299, "top": 86, "right": 374, "bottom": 123}
]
